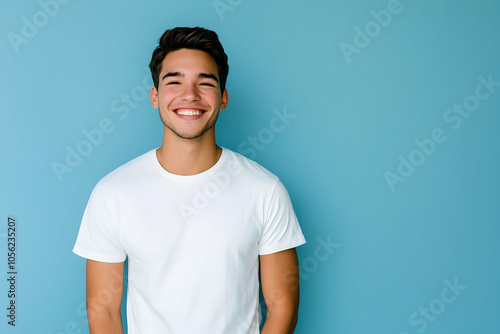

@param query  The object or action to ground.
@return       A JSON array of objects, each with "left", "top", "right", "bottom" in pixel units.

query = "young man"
[{"left": 73, "top": 27, "right": 306, "bottom": 333}]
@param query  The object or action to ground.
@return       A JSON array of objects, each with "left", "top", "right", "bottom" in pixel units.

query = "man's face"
[{"left": 150, "top": 48, "right": 228, "bottom": 140}]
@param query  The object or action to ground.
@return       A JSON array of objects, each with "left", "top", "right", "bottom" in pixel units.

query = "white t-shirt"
[{"left": 73, "top": 147, "right": 306, "bottom": 334}]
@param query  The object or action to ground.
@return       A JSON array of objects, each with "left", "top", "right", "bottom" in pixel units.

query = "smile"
[{"left": 175, "top": 109, "right": 205, "bottom": 116}]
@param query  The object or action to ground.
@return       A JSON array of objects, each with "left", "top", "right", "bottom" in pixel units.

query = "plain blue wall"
[{"left": 1, "top": 0, "right": 499, "bottom": 333}]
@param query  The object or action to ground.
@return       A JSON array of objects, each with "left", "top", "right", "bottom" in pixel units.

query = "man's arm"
[
  {"left": 86, "top": 259, "right": 125, "bottom": 334},
  {"left": 260, "top": 248, "right": 300, "bottom": 334}
]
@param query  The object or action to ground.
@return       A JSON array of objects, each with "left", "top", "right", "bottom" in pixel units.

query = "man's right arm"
[{"left": 86, "top": 259, "right": 125, "bottom": 334}]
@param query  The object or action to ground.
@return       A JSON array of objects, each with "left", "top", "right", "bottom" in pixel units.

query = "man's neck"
[{"left": 156, "top": 130, "right": 222, "bottom": 176}]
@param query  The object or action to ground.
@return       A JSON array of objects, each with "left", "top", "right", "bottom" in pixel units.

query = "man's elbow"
[
  {"left": 86, "top": 300, "right": 123, "bottom": 333},
  {"left": 266, "top": 288, "right": 299, "bottom": 317},
  {"left": 263, "top": 310, "right": 298, "bottom": 334},
  {"left": 265, "top": 298, "right": 299, "bottom": 332}
]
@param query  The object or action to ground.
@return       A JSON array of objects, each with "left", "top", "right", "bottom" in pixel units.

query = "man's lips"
[
  {"left": 172, "top": 108, "right": 207, "bottom": 119},
  {"left": 174, "top": 108, "right": 205, "bottom": 116}
]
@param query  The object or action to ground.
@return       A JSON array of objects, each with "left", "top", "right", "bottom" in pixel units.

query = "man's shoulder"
[
  {"left": 223, "top": 148, "right": 280, "bottom": 185},
  {"left": 96, "top": 148, "right": 156, "bottom": 189}
]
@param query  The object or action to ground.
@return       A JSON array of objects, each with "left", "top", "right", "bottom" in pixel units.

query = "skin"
[
  {"left": 86, "top": 260, "right": 124, "bottom": 334},
  {"left": 260, "top": 248, "right": 301, "bottom": 334},
  {"left": 151, "top": 48, "right": 229, "bottom": 176},
  {"left": 86, "top": 48, "right": 300, "bottom": 333}
]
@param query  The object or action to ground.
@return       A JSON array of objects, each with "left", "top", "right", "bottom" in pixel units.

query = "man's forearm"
[{"left": 261, "top": 307, "right": 297, "bottom": 334}]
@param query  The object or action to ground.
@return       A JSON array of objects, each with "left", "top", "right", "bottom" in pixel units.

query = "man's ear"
[
  {"left": 220, "top": 89, "right": 229, "bottom": 110},
  {"left": 150, "top": 86, "right": 159, "bottom": 108}
]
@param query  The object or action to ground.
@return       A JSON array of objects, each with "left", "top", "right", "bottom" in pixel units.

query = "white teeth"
[{"left": 177, "top": 109, "right": 202, "bottom": 116}]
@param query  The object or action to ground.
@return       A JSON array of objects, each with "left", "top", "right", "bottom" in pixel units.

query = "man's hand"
[
  {"left": 86, "top": 259, "right": 125, "bottom": 334},
  {"left": 259, "top": 248, "right": 300, "bottom": 334}
]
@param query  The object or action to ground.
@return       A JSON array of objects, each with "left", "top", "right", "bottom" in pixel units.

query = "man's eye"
[
  {"left": 200, "top": 83, "right": 215, "bottom": 87},
  {"left": 167, "top": 81, "right": 180, "bottom": 85}
]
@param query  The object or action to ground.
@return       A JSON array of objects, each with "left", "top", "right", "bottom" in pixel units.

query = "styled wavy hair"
[{"left": 149, "top": 27, "right": 229, "bottom": 92}]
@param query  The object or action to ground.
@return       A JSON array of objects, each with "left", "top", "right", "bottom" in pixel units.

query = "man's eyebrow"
[
  {"left": 198, "top": 73, "right": 219, "bottom": 82},
  {"left": 161, "top": 71, "right": 183, "bottom": 81},
  {"left": 160, "top": 72, "right": 219, "bottom": 83}
]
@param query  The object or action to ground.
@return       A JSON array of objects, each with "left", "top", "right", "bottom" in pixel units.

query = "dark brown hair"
[{"left": 149, "top": 27, "right": 229, "bottom": 92}]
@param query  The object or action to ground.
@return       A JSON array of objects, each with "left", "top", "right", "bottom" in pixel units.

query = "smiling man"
[{"left": 73, "top": 27, "right": 306, "bottom": 334}]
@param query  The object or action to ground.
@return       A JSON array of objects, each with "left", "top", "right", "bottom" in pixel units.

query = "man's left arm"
[{"left": 260, "top": 248, "right": 300, "bottom": 334}]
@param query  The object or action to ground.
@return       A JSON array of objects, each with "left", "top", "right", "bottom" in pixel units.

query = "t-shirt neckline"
[{"left": 150, "top": 147, "right": 228, "bottom": 182}]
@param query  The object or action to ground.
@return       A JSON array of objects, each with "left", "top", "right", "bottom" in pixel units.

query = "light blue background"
[{"left": 1, "top": 0, "right": 499, "bottom": 333}]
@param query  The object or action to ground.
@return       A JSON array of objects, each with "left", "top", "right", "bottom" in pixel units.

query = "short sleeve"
[
  {"left": 258, "top": 180, "right": 306, "bottom": 255},
  {"left": 72, "top": 184, "right": 127, "bottom": 263}
]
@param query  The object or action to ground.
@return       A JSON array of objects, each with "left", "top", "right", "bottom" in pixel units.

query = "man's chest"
[{"left": 114, "top": 190, "right": 263, "bottom": 263}]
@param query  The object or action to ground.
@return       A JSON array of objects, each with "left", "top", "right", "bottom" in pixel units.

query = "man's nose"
[{"left": 180, "top": 83, "right": 200, "bottom": 101}]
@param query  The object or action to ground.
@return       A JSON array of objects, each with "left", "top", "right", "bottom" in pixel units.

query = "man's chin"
[
  {"left": 178, "top": 133, "right": 205, "bottom": 140},
  {"left": 166, "top": 126, "right": 215, "bottom": 141}
]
